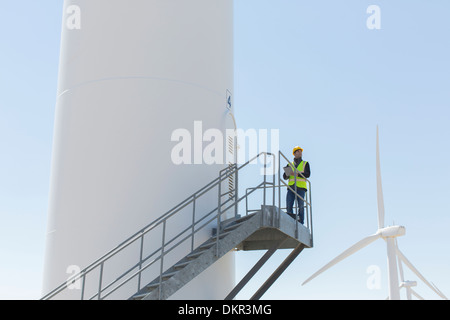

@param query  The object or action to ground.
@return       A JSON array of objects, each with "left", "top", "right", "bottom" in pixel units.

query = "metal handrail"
[{"left": 41, "top": 150, "right": 312, "bottom": 300}]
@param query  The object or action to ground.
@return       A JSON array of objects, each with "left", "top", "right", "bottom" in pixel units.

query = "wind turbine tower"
[{"left": 42, "top": 0, "right": 235, "bottom": 299}]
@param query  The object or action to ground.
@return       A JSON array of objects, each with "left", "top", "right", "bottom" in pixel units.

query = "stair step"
[
  {"left": 223, "top": 221, "right": 244, "bottom": 232},
  {"left": 211, "top": 230, "right": 233, "bottom": 239},
  {"left": 217, "top": 230, "right": 232, "bottom": 238},
  {"left": 173, "top": 261, "right": 191, "bottom": 270},
  {"left": 162, "top": 271, "right": 178, "bottom": 280},
  {"left": 186, "top": 250, "right": 206, "bottom": 260},
  {"left": 133, "top": 283, "right": 161, "bottom": 300},
  {"left": 146, "top": 282, "right": 160, "bottom": 290},
  {"left": 132, "top": 293, "right": 148, "bottom": 300},
  {"left": 199, "top": 241, "right": 216, "bottom": 250},
  {"left": 234, "top": 213, "right": 256, "bottom": 224}
]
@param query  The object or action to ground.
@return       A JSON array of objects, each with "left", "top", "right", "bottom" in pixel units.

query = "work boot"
[{"left": 287, "top": 212, "right": 297, "bottom": 220}]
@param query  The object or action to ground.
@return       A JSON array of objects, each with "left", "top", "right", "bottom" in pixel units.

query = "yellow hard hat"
[{"left": 293, "top": 146, "right": 303, "bottom": 155}]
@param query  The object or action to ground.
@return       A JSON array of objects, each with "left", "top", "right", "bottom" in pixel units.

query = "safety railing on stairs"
[{"left": 41, "top": 151, "right": 312, "bottom": 300}]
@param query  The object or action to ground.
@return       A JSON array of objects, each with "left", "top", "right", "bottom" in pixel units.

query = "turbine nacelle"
[
  {"left": 377, "top": 225, "right": 406, "bottom": 238},
  {"left": 401, "top": 281, "right": 417, "bottom": 288}
]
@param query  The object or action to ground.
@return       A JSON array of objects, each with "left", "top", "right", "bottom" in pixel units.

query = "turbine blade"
[
  {"left": 395, "top": 239, "right": 405, "bottom": 282},
  {"left": 376, "top": 126, "right": 385, "bottom": 229},
  {"left": 396, "top": 247, "right": 447, "bottom": 299},
  {"left": 302, "top": 233, "right": 381, "bottom": 286},
  {"left": 432, "top": 282, "right": 448, "bottom": 300},
  {"left": 411, "top": 289, "right": 425, "bottom": 300}
]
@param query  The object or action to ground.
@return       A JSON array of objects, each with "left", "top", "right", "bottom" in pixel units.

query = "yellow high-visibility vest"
[{"left": 288, "top": 161, "right": 308, "bottom": 190}]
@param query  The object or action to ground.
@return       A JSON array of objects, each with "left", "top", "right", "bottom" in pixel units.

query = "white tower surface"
[{"left": 43, "top": 0, "right": 235, "bottom": 299}]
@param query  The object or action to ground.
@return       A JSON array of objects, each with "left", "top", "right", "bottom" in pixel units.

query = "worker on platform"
[{"left": 283, "top": 146, "right": 311, "bottom": 224}]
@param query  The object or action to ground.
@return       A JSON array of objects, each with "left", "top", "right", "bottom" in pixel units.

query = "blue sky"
[{"left": 1, "top": 1, "right": 450, "bottom": 299}]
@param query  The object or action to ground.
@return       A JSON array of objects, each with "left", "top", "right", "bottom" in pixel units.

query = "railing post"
[
  {"left": 305, "top": 192, "right": 309, "bottom": 229},
  {"left": 245, "top": 188, "right": 249, "bottom": 216},
  {"left": 263, "top": 153, "right": 267, "bottom": 211},
  {"left": 309, "top": 182, "right": 313, "bottom": 246},
  {"left": 294, "top": 164, "right": 299, "bottom": 238},
  {"left": 278, "top": 152, "right": 281, "bottom": 225},
  {"left": 272, "top": 153, "right": 275, "bottom": 209},
  {"left": 234, "top": 163, "right": 238, "bottom": 219},
  {"left": 138, "top": 232, "right": 144, "bottom": 291},
  {"left": 81, "top": 273, "right": 86, "bottom": 300},
  {"left": 158, "top": 221, "right": 166, "bottom": 300},
  {"left": 216, "top": 175, "right": 222, "bottom": 257},
  {"left": 97, "top": 262, "right": 104, "bottom": 300},
  {"left": 191, "top": 194, "right": 196, "bottom": 252}
]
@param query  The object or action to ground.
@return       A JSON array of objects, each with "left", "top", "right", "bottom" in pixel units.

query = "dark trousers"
[{"left": 286, "top": 187, "right": 306, "bottom": 224}]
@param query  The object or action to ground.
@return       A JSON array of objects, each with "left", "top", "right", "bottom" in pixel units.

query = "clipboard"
[{"left": 283, "top": 166, "right": 294, "bottom": 176}]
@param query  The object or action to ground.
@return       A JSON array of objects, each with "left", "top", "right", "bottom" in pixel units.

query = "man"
[{"left": 283, "top": 146, "right": 311, "bottom": 224}]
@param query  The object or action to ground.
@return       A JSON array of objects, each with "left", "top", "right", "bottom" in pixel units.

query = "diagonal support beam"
[
  {"left": 250, "top": 243, "right": 305, "bottom": 300},
  {"left": 224, "top": 237, "right": 288, "bottom": 300}
]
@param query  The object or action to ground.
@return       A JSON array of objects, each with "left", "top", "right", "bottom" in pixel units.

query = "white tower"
[{"left": 43, "top": 0, "right": 235, "bottom": 299}]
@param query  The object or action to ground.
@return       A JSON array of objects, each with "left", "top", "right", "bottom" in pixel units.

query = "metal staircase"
[{"left": 41, "top": 151, "right": 313, "bottom": 300}]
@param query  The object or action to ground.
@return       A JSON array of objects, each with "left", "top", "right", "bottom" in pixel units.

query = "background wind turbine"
[
  {"left": 394, "top": 239, "right": 422, "bottom": 300},
  {"left": 303, "top": 127, "right": 447, "bottom": 300},
  {"left": 394, "top": 239, "right": 448, "bottom": 300},
  {"left": 302, "top": 127, "right": 406, "bottom": 299}
]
